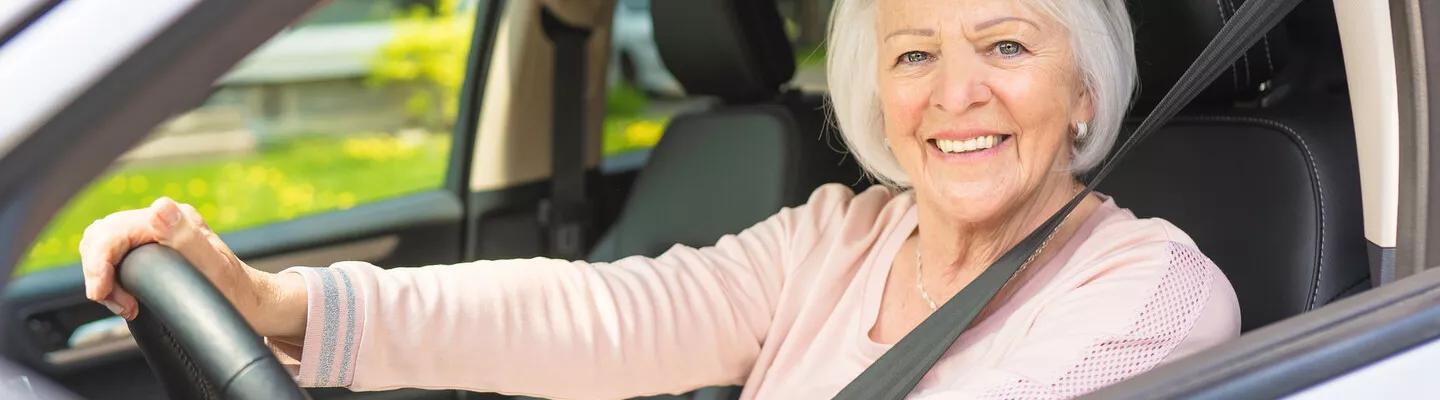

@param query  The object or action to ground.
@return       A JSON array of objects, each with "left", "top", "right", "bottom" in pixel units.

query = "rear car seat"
[{"left": 586, "top": 0, "right": 867, "bottom": 263}]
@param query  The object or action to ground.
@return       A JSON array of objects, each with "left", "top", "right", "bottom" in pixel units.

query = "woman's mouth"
[{"left": 928, "top": 134, "right": 1011, "bottom": 157}]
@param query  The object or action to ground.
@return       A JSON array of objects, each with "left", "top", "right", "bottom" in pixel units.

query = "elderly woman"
[{"left": 79, "top": 0, "right": 1239, "bottom": 398}]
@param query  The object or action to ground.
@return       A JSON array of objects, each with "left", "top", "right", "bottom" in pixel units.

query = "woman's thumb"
[
  {"left": 148, "top": 197, "right": 205, "bottom": 252},
  {"left": 150, "top": 197, "right": 184, "bottom": 228}
]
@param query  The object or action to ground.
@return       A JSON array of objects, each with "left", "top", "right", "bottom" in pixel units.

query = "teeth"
[{"left": 935, "top": 135, "right": 1003, "bottom": 154}]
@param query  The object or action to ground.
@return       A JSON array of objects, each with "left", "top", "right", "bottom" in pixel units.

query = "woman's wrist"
[{"left": 244, "top": 268, "right": 309, "bottom": 341}]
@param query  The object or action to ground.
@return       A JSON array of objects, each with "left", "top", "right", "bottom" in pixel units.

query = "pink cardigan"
[{"left": 268, "top": 184, "right": 1240, "bottom": 399}]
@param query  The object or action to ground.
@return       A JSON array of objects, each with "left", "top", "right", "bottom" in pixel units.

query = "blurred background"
[{"left": 16, "top": 0, "right": 833, "bottom": 276}]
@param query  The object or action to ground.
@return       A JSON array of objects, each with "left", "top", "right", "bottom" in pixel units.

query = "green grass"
[
  {"left": 17, "top": 116, "right": 673, "bottom": 277},
  {"left": 17, "top": 132, "right": 451, "bottom": 276},
  {"left": 606, "top": 82, "right": 650, "bottom": 117}
]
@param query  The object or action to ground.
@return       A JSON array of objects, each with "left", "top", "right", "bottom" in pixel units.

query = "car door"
[{"left": 0, "top": 0, "right": 506, "bottom": 399}]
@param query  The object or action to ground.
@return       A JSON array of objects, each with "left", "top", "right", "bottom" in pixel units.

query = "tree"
[{"left": 367, "top": 0, "right": 474, "bottom": 130}]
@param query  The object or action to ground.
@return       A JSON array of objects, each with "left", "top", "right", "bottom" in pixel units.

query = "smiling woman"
[
  {"left": 76, "top": 0, "right": 1239, "bottom": 398},
  {"left": 829, "top": 0, "right": 1135, "bottom": 187}
]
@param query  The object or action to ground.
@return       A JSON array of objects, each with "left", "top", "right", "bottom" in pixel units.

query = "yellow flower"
[
  {"left": 187, "top": 179, "right": 209, "bottom": 198},
  {"left": 625, "top": 120, "right": 666, "bottom": 148},
  {"left": 221, "top": 162, "right": 244, "bottom": 180},
  {"left": 246, "top": 166, "right": 268, "bottom": 185},
  {"left": 105, "top": 175, "right": 128, "bottom": 195},
  {"left": 163, "top": 183, "right": 183, "bottom": 199},
  {"left": 128, "top": 176, "right": 149, "bottom": 194},
  {"left": 219, "top": 206, "right": 239, "bottom": 226},
  {"left": 337, "top": 192, "right": 357, "bottom": 210},
  {"left": 200, "top": 203, "right": 218, "bottom": 222},
  {"left": 318, "top": 191, "right": 336, "bottom": 210}
]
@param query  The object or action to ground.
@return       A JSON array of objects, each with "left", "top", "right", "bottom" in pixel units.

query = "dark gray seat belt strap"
[
  {"left": 540, "top": 9, "right": 592, "bottom": 260},
  {"left": 832, "top": 0, "right": 1305, "bottom": 398}
]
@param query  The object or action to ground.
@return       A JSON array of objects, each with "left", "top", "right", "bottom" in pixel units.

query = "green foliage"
[
  {"left": 15, "top": 121, "right": 674, "bottom": 276},
  {"left": 606, "top": 82, "right": 650, "bottom": 117},
  {"left": 13, "top": 0, "right": 725, "bottom": 276},
  {"left": 367, "top": 0, "right": 474, "bottom": 128},
  {"left": 795, "top": 43, "right": 827, "bottom": 68},
  {"left": 603, "top": 115, "right": 668, "bottom": 156},
  {"left": 17, "top": 133, "right": 451, "bottom": 275}
]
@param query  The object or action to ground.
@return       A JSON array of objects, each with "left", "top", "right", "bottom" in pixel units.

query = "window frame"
[
  {"left": 9, "top": 0, "right": 504, "bottom": 277},
  {"left": 0, "top": 0, "right": 504, "bottom": 381}
]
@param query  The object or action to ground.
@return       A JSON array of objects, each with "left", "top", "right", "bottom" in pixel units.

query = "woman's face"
[{"left": 876, "top": 0, "right": 1092, "bottom": 225}]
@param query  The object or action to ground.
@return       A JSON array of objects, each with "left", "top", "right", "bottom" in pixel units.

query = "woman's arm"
[{"left": 267, "top": 184, "right": 863, "bottom": 398}]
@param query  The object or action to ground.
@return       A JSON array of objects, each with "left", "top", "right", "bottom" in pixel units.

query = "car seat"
[{"left": 1098, "top": 0, "right": 1370, "bottom": 332}]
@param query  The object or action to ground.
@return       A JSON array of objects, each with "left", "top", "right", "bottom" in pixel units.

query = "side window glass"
[
  {"left": 601, "top": 0, "right": 696, "bottom": 169},
  {"left": 18, "top": 0, "right": 480, "bottom": 276},
  {"left": 599, "top": 0, "right": 830, "bottom": 170},
  {"left": 786, "top": 0, "right": 830, "bottom": 92}
]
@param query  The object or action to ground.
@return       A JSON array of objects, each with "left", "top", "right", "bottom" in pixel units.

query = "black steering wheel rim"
[{"left": 118, "top": 244, "right": 310, "bottom": 400}]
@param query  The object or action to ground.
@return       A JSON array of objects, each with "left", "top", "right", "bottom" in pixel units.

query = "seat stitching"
[
  {"left": 1214, "top": 0, "right": 1237, "bottom": 90},
  {"left": 1261, "top": 35, "right": 1275, "bottom": 76},
  {"left": 1182, "top": 116, "right": 1326, "bottom": 310}
]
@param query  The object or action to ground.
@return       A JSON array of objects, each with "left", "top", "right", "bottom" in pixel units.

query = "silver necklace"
[{"left": 915, "top": 186, "right": 1082, "bottom": 311}]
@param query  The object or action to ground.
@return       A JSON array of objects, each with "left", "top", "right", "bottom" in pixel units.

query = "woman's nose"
[{"left": 931, "top": 56, "right": 993, "bottom": 113}]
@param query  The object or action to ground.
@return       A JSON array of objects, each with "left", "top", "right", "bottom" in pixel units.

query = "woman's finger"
[
  {"left": 79, "top": 209, "right": 153, "bottom": 302},
  {"left": 105, "top": 286, "right": 139, "bottom": 320},
  {"left": 178, "top": 203, "right": 211, "bottom": 232}
]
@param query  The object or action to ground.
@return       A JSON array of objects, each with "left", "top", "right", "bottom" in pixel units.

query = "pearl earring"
[
  {"left": 884, "top": 138, "right": 892, "bottom": 149},
  {"left": 1075, "top": 121, "right": 1090, "bottom": 140}
]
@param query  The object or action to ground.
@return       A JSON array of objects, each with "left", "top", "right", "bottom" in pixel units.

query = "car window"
[
  {"left": 600, "top": 0, "right": 828, "bottom": 171},
  {"left": 15, "top": 0, "right": 478, "bottom": 276}
]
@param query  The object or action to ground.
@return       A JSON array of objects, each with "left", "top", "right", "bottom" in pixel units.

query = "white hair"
[{"left": 826, "top": 0, "right": 1138, "bottom": 187}]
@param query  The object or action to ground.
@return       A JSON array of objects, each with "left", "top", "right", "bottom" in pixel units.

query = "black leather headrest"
[
  {"left": 651, "top": 0, "right": 795, "bottom": 103},
  {"left": 1128, "top": 0, "right": 1289, "bottom": 111}
]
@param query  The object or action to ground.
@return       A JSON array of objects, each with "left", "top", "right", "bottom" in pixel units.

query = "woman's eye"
[
  {"left": 994, "top": 41, "right": 1026, "bottom": 57},
  {"left": 899, "top": 51, "right": 931, "bottom": 65}
]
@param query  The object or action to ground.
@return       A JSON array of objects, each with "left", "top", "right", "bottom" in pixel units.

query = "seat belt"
[
  {"left": 833, "top": 0, "right": 1304, "bottom": 398},
  {"left": 539, "top": 9, "right": 592, "bottom": 260}
]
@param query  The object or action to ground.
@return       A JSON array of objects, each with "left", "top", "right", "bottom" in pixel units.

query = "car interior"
[
  {"left": 1100, "top": 0, "right": 1369, "bottom": 332},
  {"left": 0, "top": 0, "right": 1399, "bottom": 398},
  {"left": 604, "top": 0, "right": 1369, "bottom": 337}
]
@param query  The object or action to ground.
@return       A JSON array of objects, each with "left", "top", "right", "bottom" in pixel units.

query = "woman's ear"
[{"left": 1074, "top": 85, "right": 1096, "bottom": 123}]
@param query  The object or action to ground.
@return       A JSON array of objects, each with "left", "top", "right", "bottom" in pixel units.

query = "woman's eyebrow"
[
  {"left": 883, "top": 17, "right": 1038, "bottom": 42},
  {"left": 884, "top": 28, "right": 935, "bottom": 42},
  {"left": 974, "top": 16, "right": 1038, "bottom": 31}
]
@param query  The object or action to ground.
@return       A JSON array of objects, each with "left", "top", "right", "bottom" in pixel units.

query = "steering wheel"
[{"left": 117, "top": 244, "right": 310, "bottom": 400}]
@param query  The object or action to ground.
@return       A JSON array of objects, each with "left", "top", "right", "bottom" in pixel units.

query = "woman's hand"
[{"left": 79, "top": 197, "right": 308, "bottom": 339}]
